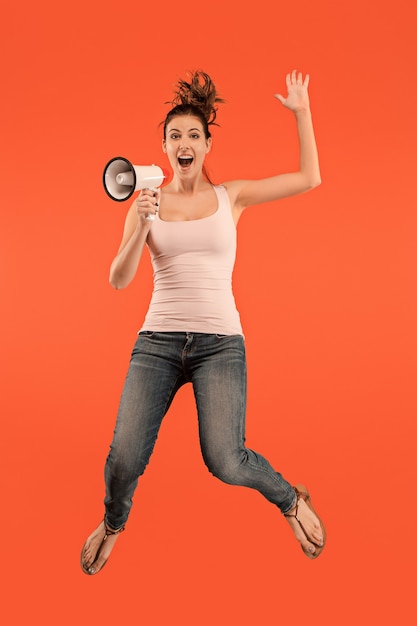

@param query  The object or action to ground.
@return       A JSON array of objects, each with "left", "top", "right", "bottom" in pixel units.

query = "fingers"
[
  {"left": 286, "top": 69, "right": 310, "bottom": 88},
  {"left": 285, "top": 70, "right": 299, "bottom": 87},
  {"left": 135, "top": 187, "right": 160, "bottom": 221}
]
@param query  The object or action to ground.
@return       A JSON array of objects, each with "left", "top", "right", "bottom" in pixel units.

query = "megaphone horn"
[{"left": 103, "top": 156, "right": 166, "bottom": 202}]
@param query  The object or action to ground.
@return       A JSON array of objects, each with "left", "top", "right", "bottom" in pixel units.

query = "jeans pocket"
[{"left": 138, "top": 331, "right": 155, "bottom": 337}]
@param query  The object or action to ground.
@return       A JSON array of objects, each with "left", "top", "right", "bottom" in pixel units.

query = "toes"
[
  {"left": 85, "top": 560, "right": 103, "bottom": 575},
  {"left": 291, "top": 526, "right": 317, "bottom": 556},
  {"left": 312, "top": 529, "right": 324, "bottom": 546},
  {"left": 89, "top": 554, "right": 107, "bottom": 575},
  {"left": 299, "top": 530, "right": 317, "bottom": 553},
  {"left": 81, "top": 544, "right": 105, "bottom": 575},
  {"left": 308, "top": 519, "right": 324, "bottom": 546},
  {"left": 303, "top": 541, "right": 317, "bottom": 556},
  {"left": 81, "top": 525, "right": 121, "bottom": 575},
  {"left": 81, "top": 544, "right": 93, "bottom": 568},
  {"left": 81, "top": 548, "right": 97, "bottom": 572}
]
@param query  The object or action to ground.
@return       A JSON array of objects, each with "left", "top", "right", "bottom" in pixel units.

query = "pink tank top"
[{"left": 140, "top": 184, "right": 243, "bottom": 335}]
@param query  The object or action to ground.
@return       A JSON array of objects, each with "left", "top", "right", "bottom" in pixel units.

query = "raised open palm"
[{"left": 275, "top": 70, "right": 310, "bottom": 112}]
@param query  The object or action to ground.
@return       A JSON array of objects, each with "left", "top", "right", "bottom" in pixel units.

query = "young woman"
[{"left": 81, "top": 69, "right": 325, "bottom": 575}]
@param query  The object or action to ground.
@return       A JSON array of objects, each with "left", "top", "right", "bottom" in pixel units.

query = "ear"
[
  {"left": 206, "top": 137, "right": 212, "bottom": 154},
  {"left": 162, "top": 138, "right": 167, "bottom": 153}
]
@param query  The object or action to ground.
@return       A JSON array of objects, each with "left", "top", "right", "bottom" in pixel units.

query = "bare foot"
[
  {"left": 284, "top": 485, "right": 325, "bottom": 558},
  {"left": 81, "top": 520, "right": 124, "bottom": 575}
]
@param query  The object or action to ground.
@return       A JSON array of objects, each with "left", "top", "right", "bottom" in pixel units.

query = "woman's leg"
[
  {"left": 104, "top": 332, "right": 186, "bottom": 529},
  {"left": 189, "top": 334, "right": 324, "bottom": 556},
  {"left": 190, "top": 334, "right": 295, "bottom": 512},
  {"left": 81, "top": 332, "right": 185, "bottom": 574}
]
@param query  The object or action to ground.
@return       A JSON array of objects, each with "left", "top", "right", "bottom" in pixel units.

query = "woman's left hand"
[{"left": 274, "top": 70, "right": 310, "bottom": 113}]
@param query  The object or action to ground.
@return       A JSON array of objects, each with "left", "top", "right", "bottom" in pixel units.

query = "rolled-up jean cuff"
[
  {"left": 104, "top": 516, "right": 125, "bottom": 532},
  {"left": 281, "top": 488, "right": 297, "bottom": 515}
]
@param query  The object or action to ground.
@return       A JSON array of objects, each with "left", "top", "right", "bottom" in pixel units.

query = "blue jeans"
[{"left": 104, "top": 332, "right": 296, "bottom": 529}]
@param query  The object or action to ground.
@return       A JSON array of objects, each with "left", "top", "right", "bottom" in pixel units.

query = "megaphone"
[{"left": 103, "top": 156, "right": 166, "bottom": 202}]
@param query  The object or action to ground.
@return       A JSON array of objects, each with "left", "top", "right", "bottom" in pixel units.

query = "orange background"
[{"left": 1, "top": 0, "right": 416, "bottom": 624}]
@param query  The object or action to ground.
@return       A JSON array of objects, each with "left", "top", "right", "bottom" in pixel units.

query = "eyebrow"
[{"left": 168, "top": 128, "right": 201, "bottom": 133}]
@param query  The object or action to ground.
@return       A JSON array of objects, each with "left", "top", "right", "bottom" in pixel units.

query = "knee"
[{"left": 204, "top": 449, "right": 248, "bottom": 486}]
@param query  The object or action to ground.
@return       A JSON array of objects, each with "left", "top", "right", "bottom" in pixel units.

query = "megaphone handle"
[{"left": 144, "top": 186, "right": 158, "bottom": 221}]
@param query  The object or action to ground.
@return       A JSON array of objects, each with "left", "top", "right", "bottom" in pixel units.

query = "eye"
[
  {"left": 190, "top": 134, "right": 200, "bottom": 139},
  {"left": 169, "top": 133, "right": 180, "bottom": 140}
]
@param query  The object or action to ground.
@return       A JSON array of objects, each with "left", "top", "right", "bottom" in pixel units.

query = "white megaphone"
[{"left": 103, "top": 156, "right": 166, "bottom": 202}]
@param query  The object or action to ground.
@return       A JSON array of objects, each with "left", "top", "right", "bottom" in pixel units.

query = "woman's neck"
[{"left": 167, "top": 174, "right": 211, "bottom": 196}]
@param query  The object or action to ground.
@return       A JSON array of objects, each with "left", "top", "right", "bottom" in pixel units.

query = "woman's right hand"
[{"left": 135, "top": 187, "right": 160, "bottom": 222}]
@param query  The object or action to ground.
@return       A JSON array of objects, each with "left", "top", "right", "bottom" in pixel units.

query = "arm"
[
  {"left": 109, "top": 188, "right": 160, "bottom": 289},
  {"left": 228, "top": 70, "right": 321, "bottom": 214}
]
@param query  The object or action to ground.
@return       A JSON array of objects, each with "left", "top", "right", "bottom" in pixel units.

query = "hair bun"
[{"left": 170, "top": 71, "right": 224, "bottom": 126}]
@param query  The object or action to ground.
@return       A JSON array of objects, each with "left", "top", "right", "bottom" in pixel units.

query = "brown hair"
[
  {"left": 162, "top": 71, "right": 224, "bottom": 182},
  {"left": 163, "top": 71, "right": 224, "bottom": 139}
]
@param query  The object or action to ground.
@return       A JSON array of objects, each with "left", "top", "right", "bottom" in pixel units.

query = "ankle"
[{"left": 104, "top": 520, "right": 125, "bottom": 537}]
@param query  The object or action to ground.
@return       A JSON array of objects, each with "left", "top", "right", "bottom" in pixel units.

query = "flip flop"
[
  {"left": 284, "top": 484, "right": 326, "bottom": 559},
  {"left": 80, "top": 520, "right": 125, "bottom": 575}
]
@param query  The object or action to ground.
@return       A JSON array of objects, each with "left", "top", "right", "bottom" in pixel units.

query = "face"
[{"left": 163, "top": 115, "right": 212, "bottom": 177}]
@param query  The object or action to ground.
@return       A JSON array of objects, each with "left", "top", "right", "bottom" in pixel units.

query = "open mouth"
[{"left": 178, "top": 156, "right": 194, "bottom": 168}]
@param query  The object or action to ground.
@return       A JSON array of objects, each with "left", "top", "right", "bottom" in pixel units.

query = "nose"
[{"left": 179, "top": 140, "right": 190, "bottom": 151}]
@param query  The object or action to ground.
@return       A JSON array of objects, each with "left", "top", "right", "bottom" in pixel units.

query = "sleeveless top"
[{"left": 140, "top": 184, "right": 243, "bottom": 335}]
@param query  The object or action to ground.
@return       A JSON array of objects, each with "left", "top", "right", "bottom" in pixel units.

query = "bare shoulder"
[
  {"left": 220, "top": 179, "right": 249, "bottom": 225},
  {"left": 220, "top": 179, "right": 248, "bottom": 209}
]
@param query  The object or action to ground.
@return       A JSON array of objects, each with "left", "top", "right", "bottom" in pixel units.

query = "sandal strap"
[
  {"left": 284, "top": 503, "right": 298, "bottom": 519},
  {"left": 283, "top": 486, "right": 309, "bottom": 520},
  {"left": 103, "top": 520, "right": 125, "bottom": 541}
]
